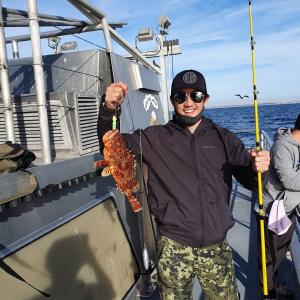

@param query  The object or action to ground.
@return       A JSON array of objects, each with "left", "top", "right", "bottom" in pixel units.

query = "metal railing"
[
  {"left": 0, "top": 0, "right": 161, "bottom": 165},
  {"left": 260, "top": 129, "right": 273, "bottom": 151}
]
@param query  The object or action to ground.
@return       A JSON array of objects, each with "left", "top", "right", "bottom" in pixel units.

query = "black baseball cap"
[{"left": 171, "top": 70, "right": 208, "bottom": 96}]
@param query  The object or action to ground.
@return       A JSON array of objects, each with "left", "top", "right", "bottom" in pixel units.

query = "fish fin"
[
  {"left": 94, "top": 160, "right": 109, "bottom": 169},
  {"left": 132, "top": 181, "right": 140, "bottom": 192},
  {"left": 101, "top": 167, "right": 112, "bottom": 177}
]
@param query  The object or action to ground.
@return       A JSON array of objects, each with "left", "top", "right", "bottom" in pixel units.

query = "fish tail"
[{"left": 128, "top": 195, "right": 142, "bottom": 213}]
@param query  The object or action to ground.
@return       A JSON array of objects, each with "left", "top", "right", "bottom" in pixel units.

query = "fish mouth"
[{"left": 103, "top": 129, "right": 119, "bottom": 142}]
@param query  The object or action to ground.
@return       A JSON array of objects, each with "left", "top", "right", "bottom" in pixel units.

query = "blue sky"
[{"left": 4, "top": 0, "right": 300, "bottom": 107}]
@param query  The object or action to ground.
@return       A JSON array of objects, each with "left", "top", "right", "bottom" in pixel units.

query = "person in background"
[
  {"left": 263, "top": 113, "right": 300, "bottom": 299},
  {"left": 98, "top": 70, "right": 270, "bottom": 300}
]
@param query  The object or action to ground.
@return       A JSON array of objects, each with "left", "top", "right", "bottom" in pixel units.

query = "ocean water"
[{"left": 205, "top": 103, "right": 300, "bottom": 147}]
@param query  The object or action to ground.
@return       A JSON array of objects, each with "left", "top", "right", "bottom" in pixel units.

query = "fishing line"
[
  {"left": 54, "top": 25, "right": 107, "bottom": 51},
  {"left": 113, "top": 93, "right": 147, "bottom": 268},
  {"left": 138, "top": 128, "right": 158, "bottom": 273},
  {"left": 125, "top": 94, "right": 135, "bottom": 132},
  {"left": 8, "top": 62, "right": 103, "bottom": 80}
]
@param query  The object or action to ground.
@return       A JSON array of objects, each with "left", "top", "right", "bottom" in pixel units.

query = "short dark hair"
[{"left": 295, "top": 114, "right": 300, "bottom": 130}]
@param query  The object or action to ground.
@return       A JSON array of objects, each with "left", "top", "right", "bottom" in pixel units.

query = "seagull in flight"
[{"left": 235, "top": 94, "right": 249, "bottom": 100}]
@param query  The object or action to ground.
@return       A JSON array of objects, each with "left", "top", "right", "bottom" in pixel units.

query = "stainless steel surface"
[
  {"left": 68, "top": 0, "right": 105, "bottom": 21},
  {"left": 110, "top": 53, "right": 165, "bottom": 133},
  {"left": 260, "top": 129, "right": 273, "bottom": 151},
  {"left": 68, "top": 0, "right": 112, "bottom": 52},
  {"left": 73, "top": 94, "right": 100, "bottom": 155},
  {"left": 0, "top": 92, "right": 103, "bottom": 160},
  {"left": 5, "top": 23, "right": 125, "bottom": 43},
  {"left": 158, "top": 34, "right": 169, "bottom": 122},
  {"left": 11, "top": 40, "right": 19, "bottom": 58},
  {"left": 69, "top": 0, "right": 112, "bottom": 53},
  {"left": 4, "top": 17, "right": 87, "bottom": 27},
  {"left": 132, "top": 63, "right": 161, "bottom": 92},
  {"left": 27, "top": 0, "right": 51, "bottom": 164},
  {"left": 3, "top": 6, "right": 88, "bottom": 25},
  {"left": 101, "top": 17, "right": 113, "bottom": 52},
  {"left": 7, "top": 50, "right": 109, "bottom": 95},
  {"left": 26, "top": 141, "right": 99, "bottom": 189},
  {"left": 0, "top": 0, "right": 15, "bottom": 142}
]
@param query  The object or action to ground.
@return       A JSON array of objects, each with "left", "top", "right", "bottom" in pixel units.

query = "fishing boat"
[{"left": 0, "top": 1, "right": 299, "bottom": 300}]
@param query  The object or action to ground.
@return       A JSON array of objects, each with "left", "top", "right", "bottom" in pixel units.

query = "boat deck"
[{"left": 142, "top": 180, "right": 300, "bottom": 300}]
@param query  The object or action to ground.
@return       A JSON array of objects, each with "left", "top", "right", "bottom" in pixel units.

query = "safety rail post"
[
  {"left": 0, "top": 0, "right": 15, "bottom": 142},
  {"left": 11, "top": 40, "right": 20, "bottom": 59},
  {"left": 101, "top": 17, "right": 112, "bottom": 52},
  {"left": 27, "top": 0, "right": 52, "bottom": 164},
  {"left": 67, "top": 0, "right": 112, "bottom": 52},
  {"left": 68, "top": 0, "right": 160, "bottom": 74},
  {"left": 157, "top": 34, "right": 169, "bottom": 122}
]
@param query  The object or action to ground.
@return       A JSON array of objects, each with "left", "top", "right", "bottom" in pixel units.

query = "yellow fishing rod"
[{"left": 248, "top": 0, "right": 268, "bottom": 297}]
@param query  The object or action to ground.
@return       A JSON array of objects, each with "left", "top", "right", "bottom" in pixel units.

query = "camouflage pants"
[{"left": 157, "top": 236, "right": 239, "bottom": 300}]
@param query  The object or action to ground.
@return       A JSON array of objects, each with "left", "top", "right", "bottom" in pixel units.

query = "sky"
[{"left": 3, "top": 0, "right": 300, "bottom": 107}]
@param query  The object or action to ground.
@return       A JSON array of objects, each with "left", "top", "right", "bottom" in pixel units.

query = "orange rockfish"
[{"left": 96, "top": 129, "right": 142, "bottom": 212}]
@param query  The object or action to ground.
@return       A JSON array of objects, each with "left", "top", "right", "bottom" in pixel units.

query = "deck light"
[
  {"left": 159, "top": 16, "right": 171, "bottom": 34},
  {"left": 137, "top": 28, "right": 154, "bottom": 42}
]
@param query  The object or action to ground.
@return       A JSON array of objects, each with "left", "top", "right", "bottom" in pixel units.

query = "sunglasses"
[{"left": 172, "top": 91, "right": 206, "bottom": 104}]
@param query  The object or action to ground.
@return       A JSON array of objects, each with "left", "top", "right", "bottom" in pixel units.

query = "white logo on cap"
[{"left": 183, "top": 71, "right": 197, "bottom": 84}]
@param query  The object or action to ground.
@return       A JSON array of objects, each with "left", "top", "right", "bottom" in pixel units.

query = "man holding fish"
[{"left": 98, "top": 70, "right": 270, "bottom": 300}]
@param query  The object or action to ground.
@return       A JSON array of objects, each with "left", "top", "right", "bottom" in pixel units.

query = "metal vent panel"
[
  {"left": 0, "top": 100, "right": 71, "bottom": 150},
  {"left": 75, "top": 94, "right": 100, "bottom": 154}
]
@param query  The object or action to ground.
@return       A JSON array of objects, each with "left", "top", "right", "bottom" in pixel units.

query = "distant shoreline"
[{"left": 207, "top": 101, "right": 300, "bottom": 109}]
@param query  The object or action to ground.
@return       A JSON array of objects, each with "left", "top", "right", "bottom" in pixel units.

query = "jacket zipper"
[{"left": 191, "top": 133, "right": 204, "bottom": 246}]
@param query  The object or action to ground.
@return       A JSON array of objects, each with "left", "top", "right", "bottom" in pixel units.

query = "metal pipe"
[
  {"left": 6, "top": 23, "right": 126, "bottom": 44},
  {"left": 4, "top": 18, "right": 88, "bottom": 27},
  {"left": 11, "top": 40, "right": 19, "bottom": 58},
  {"left": 67, "top": 0, "right": 112, "bottom": 51},
  {"left": 67, "top": 0, "right": 102, "bottom": 23},
  {"left": 68, "top": 0, "right": 105, "bottom": 20},
  {"left": 3, "top": 7, "right": 89, "bottom": 23},
  {"left": 68, "top": 1, "right": 159, "bottom": 72},
  {"left": 158, "top": 34, "right": 169, "bottom": 122},
  {"left": 3, "top": 7, "right": 124, "bottom": 30},
  {"left": 0, "top": 0, "right": 15, "bottom": 142},
  {"left": 109, "top": 27, "right": 161, "bottom": 74},
  {"left": 27, "top": 0, "right": 51, "bottom": 164},
  {"left": 101, "top": 17, "right": 112, "bottom": 52}
]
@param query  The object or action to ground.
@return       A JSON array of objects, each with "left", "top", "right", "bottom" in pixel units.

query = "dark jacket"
[{"left": 98, "top": 110, "right": 257, "bottom": 247}]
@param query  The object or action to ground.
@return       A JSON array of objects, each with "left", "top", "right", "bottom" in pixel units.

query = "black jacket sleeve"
[{"left": 226, "top": 131, "right": 269, "bottom": 191}]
